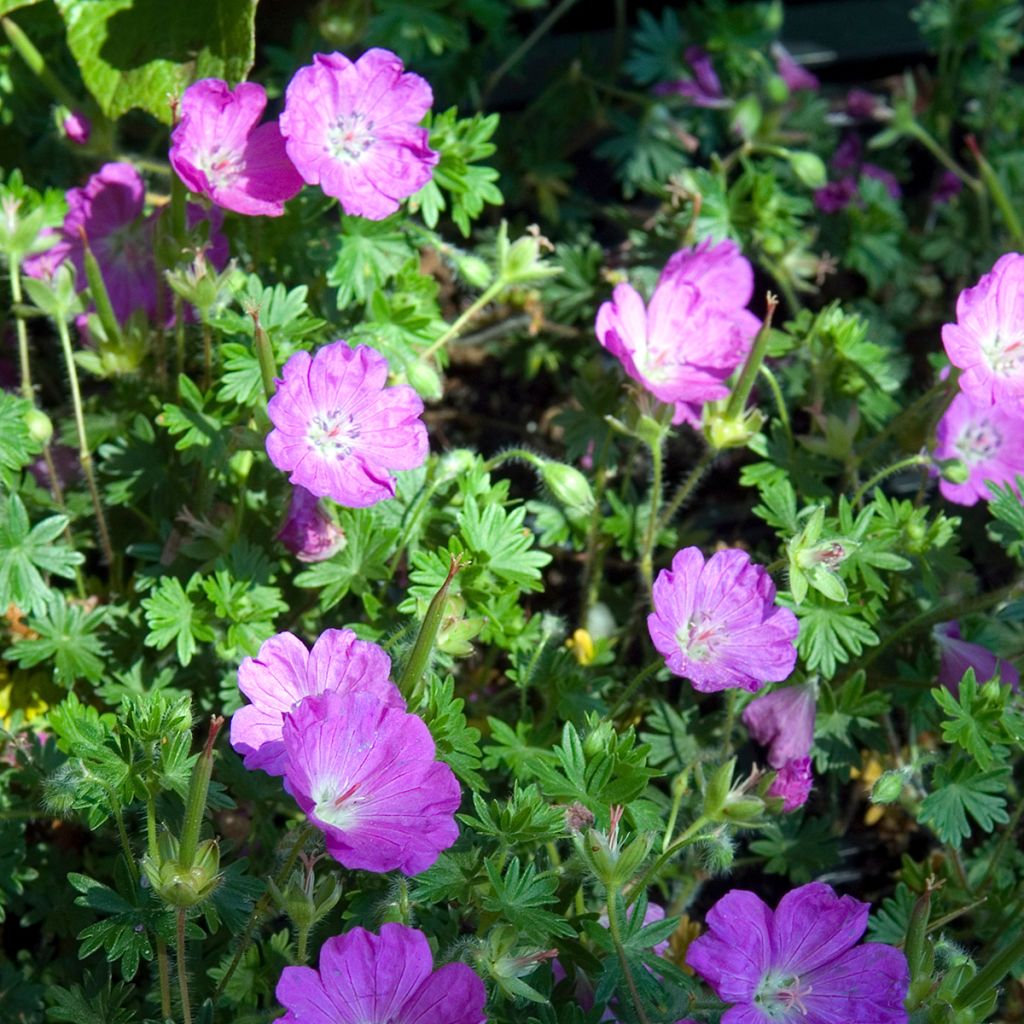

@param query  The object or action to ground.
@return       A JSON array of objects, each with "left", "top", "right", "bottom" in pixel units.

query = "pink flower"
[
  {"left": 846, "top": 89, "right": 881, "bottom": 119},
  {"left": 648, "top": 547, "right": 799, "bottom": 693},
  {"left": 595, "top": 240, "right": 759, "bottom": 425},
  {"left": 266, "top": 341, "right": 428, "bottom": 507},
  {"left": 63, "top": 111, "right": 91, "bottom": 145},
  {"left": 230, "top": 628, "right": 402, "bottom": 777},
  {"left": 170, "top": 79, "right": 303, "bottom": 217},
  {"left": 687, "top": 882, "right": 909, "bottom": 1023},
  {"left": 23, "top": 162, "right": 227, "bottom": 324},
  {"left": 769, "top": 756, "right": 813, "bottom": 812},
  {"left": 282, "top": 690, "right": 461, "bottom": 874},
  {"left": 654, "top": 46, "right": 726, "bottom": 108},
  {"left": 934, "top": 170, "right": 963, "bottom": 205},
  {"left": 814, "top": 178, "right": 858, "bottom": 213},
  {"left": 933, "top": 621, "right": 1020, "bottom": 693},
  {"left": 772, "top": 43, "right": 819, "bottom": 92},
  {"left": 742, "top": 684, "right": 816, "bottom": 768},
  {"left": 276, "top": 485, "right": 346, "bottom": 562},
  {"left": 933, "top": 390, "right": 1024, "bottom": 505},
  {"left": 274, "top": 923, "right": 486, "bottom": 1024},
  {"left": 280, "top": 48, "right": 438, "bottom": 219},
  {"left": 942, "top": 253, "right": 1024, "bottom": 407},
  {"left": 862, "top": 163, "right": 902, "bottom": 199}
]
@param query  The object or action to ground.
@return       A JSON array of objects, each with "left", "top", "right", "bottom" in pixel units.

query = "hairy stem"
[
  {"left": 176, "top": 908, "right": 191, "bottom": 1024},
  {"left": 419, "top": 280, "right": 504, "bottom": 363},
  {"left": 606, "top": 887, "right": 651, "bottom": 1024}
]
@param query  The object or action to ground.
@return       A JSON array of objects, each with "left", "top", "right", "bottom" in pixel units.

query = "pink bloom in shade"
[
  {"left": 742, "top": 684, "right": 816, "bottom": 769},
  {"left": 934, "top": 170, "right": 963, "bottom": 205},
  {"left": 933, "top": 390, "right": 1024, "bottom": 506},
  {"left": 266, "top": 341, "right": 428, "bottom": 507},
  {"left": 170, "top": 79, "right": 303, "bottom": 217},
  {"left": 943, "top": 253, "right": 1024, "bottom": 407},
  {"left": 862, "top": 163, "right": 902, "bottom": 199},
  {"left": 282, "top": 690, "right": 461, "bottom": 874},
  {"left": 276, "top": 485, "right": 346, "bottom": 562},
  {"left": 63, "top": 111, "right": 91, "bottom": 145},
  {"left": 772, "top": 43, "right": 819, "bottom": 92},
  {"left": 832, "top": 133, "right": 863, "bottom": 172},
  {"left": 934, "top": 622, "right": 1020, "bottom": 693},
  {"left": 274, "top": 923, "right": 486, "bottom": 1024},
  {"left": 686, "top": 882, "right": 910, "bottom": 1024},
  {"left": 280, "top": 48, "right": 438, "bottom": 220},
  {"left": 648, "top": 548, "right": 799, "bottom": 694},
  {"left": 846, "top": 88, "right": 881, "bottom": 119},
  {"left": 655, "top": 46, "right": 726, "bottom": 108},
  {"left": 595, "top": 240, "right": 760, "bottom": 425},
  {"left": 814, "top": 178, "right": 858, "bottom": 213},
  {"left": 230, "top": 628, "right": 403, "bottom": 777},
  {"left": 768, "top": 756, "right": 813, "bottom": 812}
]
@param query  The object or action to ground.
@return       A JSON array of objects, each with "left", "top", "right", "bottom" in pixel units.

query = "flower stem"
[
  {"left": 759, "top": 364, "right": 792, "bottom": 445},
  {"left": 655, "top": 444, "right": 716, "bottom": 535},
  {"left": 966, "top": 133, "right": 1024, "bottom": 246},
  {"left": 176, "top": 907, "right": 191, "bottom": 1024},
  {"left": 606, "top": 887, "right": 652, "bottom": 1024},
  {"left": 638, "top": 433, "right": 664, "bottom": 595},
  {"left": 251, "top": 309, "right": 277, "bottom": 402},
  {"left": 625, "top": 815, "right": 711, "bottom": 908},
  {"left": 9, "top": 260, "right": 33, "bottom": 402},
  {"left": 955, "top": 929, "right": 1024, "bottom": 1010},
  {"left": 212, "top": 823, "right": 316, "bottom": 1004},
  {"left": 56, "top": 315, "right": 115, "bottom": 569},
  {"left": 581, "top": 433, "right": 612, "bottom": 620},
  {"left": 419, "top": 280, "right": 504, "bottom": 363},
  {"left": 909, "top": 122, "right": 981, "bottom": 192},
  {"left": 607, "top": 661, "right": 662, "bottom": 720},
  {"left": 178, "top": 716, "right": 223, "bottom": 871},
  {"left": 156, "top": 937, "right": 173, "bottom": 1021},
  {"left": 725, "top": 294, "right": 778, "bottom": 422},
  {"left": 851, "top": 454, "right": 934, "bottom": 507}
]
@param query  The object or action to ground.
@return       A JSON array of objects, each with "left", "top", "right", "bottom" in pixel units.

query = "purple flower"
[
  {"left": 266, "top": 341, "right": 428, "bottom": 507},
  {"left": 274, "top": 923, "right": 486, "bottom": 1024},
  {"left": 934, "top": 170, "right": 964, "bottom": 205},
  {"left": 282, "top": 690, "right": 461, "bottom": 874},
  {"left": 862, "top": 163, "right": 902, "bottom": 199},
  {"left": 280, "top": 48, "right": 438, "bottom": 220},
  {"left": 648, "top": 547, "right": 799, "bottom": 693},
  {"left": 846, "top": 88, "right": 881, "bottom": 119},
  {"left": 63, "top": 111, "right": 91, "bottom": 145},
  {"left": 276, "top": 485, "right": 346, "bottom": 562},
  {"left": 934, "top": 621, "right": 1020, "bottom": 692},
  {"left": 768, "top": 756, "right": 813, "bottom": 812},
  {"left": 595, "top": 240, "right": 760, "bottom": 425},
  {"left": 772, "top": 43, "right": 819, "bottom": 93},
  {"left": 742, "top": 684, "right": 816, "bottom": 768},
  {"left": 832, "top": 134, "right": 863, "bottom": 173},
  {"left": 942, "top": 253, "right": 1024, "bottom": 408},
  {"left": 813, "top": 178, "right": 858, "bottom": 213},
  {"left": 171, "top": 79, "right": 303, "bottom": 217},
  {"left": 655, "top": 46, "right": 726, "bottom": 108},
  {"left": 933, "top": 390, "right": 1024, "bottom": 506},
  {"left": 22, "top": 162, "right": 227, "bottom": 324},
  {"left": 686, "top": 882, "right": 910, "bottom": 1024},
  {"left": 230, "top": 628, "right": 402, "bottom": 777}
]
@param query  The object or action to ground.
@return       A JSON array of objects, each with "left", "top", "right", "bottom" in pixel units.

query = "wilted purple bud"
[
  {"left": 276, "top": 485, "right": 346, "bottom": 562},
  {"left": 742, "top": 683, "right": 816, "bottom": 768},
  {"left": 772, "top": 43, "right": 819, "bottom": 93},
  {"left": 933, "top": 621, "right": 1020, "bottom": 693},
  {"left": 846, "top": 88, "right": 881, "bottom": 119},
  {"left": 814, "top": 178, "right": 858, "bottom": 213},
  {"left": 63, "top": 111, "right": 91, "bottom": 145},
  {"left": 934, "top": 170, "right": 963, "bottom": 205},
  {"left": 768, "top": 756, "right": 813, "bottom": 812}
]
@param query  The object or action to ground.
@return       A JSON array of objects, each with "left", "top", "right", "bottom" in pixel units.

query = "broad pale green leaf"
[{"left": 54, "top": 0, "right": 257, "bottom": 124}]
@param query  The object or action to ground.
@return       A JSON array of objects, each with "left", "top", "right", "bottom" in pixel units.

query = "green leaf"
[
  {"left": 458, "top": 495, "right": 552, "bottom": 593},
  {"left": 789, "top": 597, "right": 879, "bottom": 678},
  {"left": 0, "top": 392, "right": 43, "bottom": 473},
  {"left": 987, "top": 476, "right": 1024, "bottom": 559},
  {"left": 69, "top": 874, "right": 153, "bottom": 980},
  {"left": 0, "top": 493, "right": 84, "bottom": 615},
  {"left": 326, "top": 216, "right": 415, "bottom": 309},
  {"left": 919, "top": 756, "right": 1010, "bottom": 846},
  {"left": 417, "top": 674, "right": 484, "bottom": 791},
  {"left": 54, "top": 0, "right": 257, "bottom": 124},
  {"left": 749, "top": 816, "right": 840, "bottom": 884},
  {"left": 6, "top": 595, "right": 107, "bottom": 686},
  {"left": 482, "top": 857, "right": 574, "bottom": 943},
  {"left": 142, "top": 574, "right": 214, "bottom": 666}
]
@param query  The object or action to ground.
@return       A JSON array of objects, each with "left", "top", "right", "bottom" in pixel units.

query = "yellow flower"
[{"left": 566, "top": 628, "right": 595, "bottom": 666}]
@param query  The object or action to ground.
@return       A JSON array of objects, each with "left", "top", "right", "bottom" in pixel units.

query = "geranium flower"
[
  {"left": 595, "top": 240, "right": 760, "bottom": 427},
  {"left": 170, "top": 79, "right": 303, "bottom": 217},
  {"left": 282, "top": 690, "right": 460, "bottom": 874},
  {"left": 772, "top": 43, "right": 819, "bottom": 92},
  {"left": 686, "top": 882, "right": 909, "bottom": 1023},
  {"left": 933, "top": 390, "right": 1024, "bottom": 506},
  {"left": 23, "top": 162, "right": 227, "bottom": 324},
  {"left": 230, "top": 628, "right": 402, "bottom": 777},
  {"left": 63, "top": 111, "right": 90, "bottom": 145},
  {"left": 933, "top": 621, "right": 1020, "bottom": 693},
  {"left": 648, "top": 547, "right": 799, "bottom": 693},
  {"left": 266, "top": 341, "right": 428, "bottom": 507},
  {"left": 655, "top": 46, "right": 726, "bottom": 108},
  {"left": 768, "top": 756, "right": 813, "bottom": 812},
  {"left": 274, "top": 923, "right": 486, "bottom": 1024},
  {"left": 942, "top": 252, "right": 1024, "bottom": 407},
  {"left": 276, "top": 485, "right": 346, "bottom": 562},
  {"left": 280, "top": 48, "right": 438, "bottom": 219},
  {"left": 742, "top": 684, "right": 816, "bottom": 768}
]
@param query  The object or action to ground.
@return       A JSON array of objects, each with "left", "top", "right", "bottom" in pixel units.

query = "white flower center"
[
  {"left": 956, "top": 417, "right": 1002, "bottom": 463},
  {"left": 676, "top": 614, "right": 719, "bottom": 662},
  {"left": 309, "top": 409, "right": 360, "bottom": 459},
  {"left": 327, "top": 112, "right": 376, "bottom": 163},
  {"left": 754, "top": 971, "right": 813, "bottom": 1020},
  {"left": 197, "top": 147, "right": 242, "bottom": 190},
  {"left": 313, "top": 779, "right": 363, "bottom": 831},
  {"left": 983, "top": 331, "right": 1024, "bottom": 378}
]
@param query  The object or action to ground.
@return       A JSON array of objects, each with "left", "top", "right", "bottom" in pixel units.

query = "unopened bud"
[
  {"left": 540, "top": 460, "right": 595, "bottom": 514},
  {"left": 788, "top": 151, "right": 828, "bottom": 189},
  {"left": 871, "top": 770, "right": 905, "bottom": 805},
  {"left": 143, "top": 833, "right": 221, "bottom": 908},
  {"left": 24, "top": 408, "right": 53, "bottom": 444},
  {"left": 937, "top": 458, "right": 970, "bottom": 485}
]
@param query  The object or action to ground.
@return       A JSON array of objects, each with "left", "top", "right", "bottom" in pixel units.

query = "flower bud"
[
  {"left": 788, "top": 151, "right": 828, "bottom": 189},
  {"left": 24, "top": 408, "right": 53, "bottom": 444},
  {"left": 540, "top": 460, "right": 596, "bottom": 514},
  {"left": 404, "top": 359, "right": 443, "bottom": 401},
  {"left": 62, "top": 110, "right": 91, "bottom": 146},
  {"left": 143, "top": 833, "right": 221, "bottom": 908},
  {"left": 702, "top": 758, "right": 736, "bottom": 819},
  {"left": 705, "top": 406, "right": 765, "bottom": 450},
  {"left": 268, "top": 861, "right": 342, "bottom": 933},
  {"left": 871, "top": 770, "right": 905, "bottom": 805},
  {"left": 937, "top": 457, "right": 970, "bottom": 484}
]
